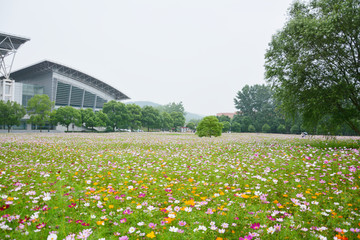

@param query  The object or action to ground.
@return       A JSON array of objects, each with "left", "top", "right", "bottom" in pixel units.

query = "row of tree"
[
  {"left": 230, "top": 84, "right": 358, "bottom": 136},
  {"left": 0, "top": 95, "right": 186, "bottom": 132}
]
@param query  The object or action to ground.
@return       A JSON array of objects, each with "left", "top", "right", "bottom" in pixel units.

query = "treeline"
[
  {"left": 0, "top": 94, "right": 186, "bottom": 132},
  {"left": 228, "top": 84, "right": 358, "bottom": 136}
]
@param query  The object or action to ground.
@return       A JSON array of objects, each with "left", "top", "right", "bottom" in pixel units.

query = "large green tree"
[
  {"left": 27, "top": 94, "right": 54, "bottom": 131},
  {"left": 103, "top": 100, "right": 129, "bottom": 131},
  {"left": 170, "top": 111, "right": 185, "bottom": 131},
  {"left": 196, "top": 116, "right": 223, "bottom": 138},
  {"left": 161, "top": 102, "right": 185, "bottom": 116},
  {"left": 234, "top": 84, "right": 282, "bottom": 132},
  {"left": 126, "top": 104, "right": 142, "bottom": 131},
  {"left": 0, "top": 100, "right": 26, "bottom": 132},
  {"left": 160, "top": 111, "right": 173, "bottom": 131},
  {"left": 265, "top": 0, "right": 360, "bottom": 135},
  {"left": 141, "top": 106, "right": 160, "bottom": 131},
  {"left": 80, "top": 108, "right": 97, "bottom": 130},
  {"left": 54, "top": 106, "right": 81, "bottom": 131}
]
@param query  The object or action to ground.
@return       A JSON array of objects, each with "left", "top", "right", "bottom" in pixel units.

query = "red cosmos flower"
[
  {"left": 81, "top": 223, "right": 89, "bottom": 226},
  {"left": 76, "top": 220, "right": 84, "bottom": 224},
  {"left": 68, "top": 203, "right": 76, "bottom": 208},
  {"left": 0, "top": 205, "right": 10, "bottom": 211},
  {"left": 36, "top": 222, "right": 46, "bottom": 229},
  {"left": 19, "top": 216, "right": 30, "bottom": 224}
]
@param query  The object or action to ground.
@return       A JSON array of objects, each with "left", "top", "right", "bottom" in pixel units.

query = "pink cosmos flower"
[
  {"left": 250, "top": 223, "right": 260, "bottom": 230},
  {"left": 68, "top": 203, "right": 76, "bottom": 208},
  {"left": 239, "top": 235, "right": 253, "bottom": 240},
  {"left": 179, "top": 221, "right": 187, "bottom": 226},
  {"left": 120, "top": 218, "right": 127, "bottom": 223}
]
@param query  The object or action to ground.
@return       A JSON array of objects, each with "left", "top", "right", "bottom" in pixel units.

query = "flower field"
[{"left": 0, "top": 133, "right": 359, "bottom": 240}]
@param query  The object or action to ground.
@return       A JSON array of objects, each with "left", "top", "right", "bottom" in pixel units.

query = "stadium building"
[{"left": 0, "top": 32, "right": 129, "bottom": 131}]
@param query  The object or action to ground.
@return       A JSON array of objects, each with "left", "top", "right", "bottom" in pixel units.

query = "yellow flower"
[
  {"left": 147, "top": 231, "right": 156, "bottom": 238},
  {"left": 109, "top": 205, "right": 114, "bottom": 209}
]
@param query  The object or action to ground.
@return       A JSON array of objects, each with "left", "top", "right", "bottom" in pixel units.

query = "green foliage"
[
  {"left": 248, "top": 124, "right": 256, "bottom": 132},
  {"left": 262, "top": 123, "right": 271, "bottom": 133},
  {"left": 0, "top": 100, "right": 26, "bottom": 132},
  {"left": 103, "top": 100, "right": 129, "bottom": 131},
  {"left": 160, "top": 112, "right": 173, "bottom": 131},
  {"left": 290, "top": 124, "right": 301, "bottom": 134},
  {"left": 234, "top": 84, "right": 285, "bottom": 133},
  {"left": 80, "top": 108, "right": 97, "bottom": 130},
  {"left": 161, "top": 102, "right": 185, "bottom": 116},
  {"left": 95, "top": 110, "right": 109, "bottom": 128},
  {"left": 231, "top": 121, "right": 241, "bottom": 132},
  {"left": 126, "top": 104, "right": 142, "bottom": 131},
  {"left": 27, "top": 94, "right": 54, "bottom": 131},
  {"left": 186, "top": 122, "right": 196, "bottom": 130},
  {"left": 265, "top": 0, "right": 360, "bottom": 135},
  {"left": 217, "top": 115, "right": 231, "bottom": 123},
  {"left": 277, "top": 124, "right": 286, "bottom": 134},
  {"left": 141, "top": 106, "right": 160, "bottom": 131},
  {"left": 170, "top": 112, "right": 185, "bottom": 131},
  {"left": 54, "top": 106, "right": 81, "bottom": 131},
  {"left": 196, "top": 116, "right": 223, "bottom": 137},
  {"left": 222, "top": 121, "right": 231, "bottom": 132}
]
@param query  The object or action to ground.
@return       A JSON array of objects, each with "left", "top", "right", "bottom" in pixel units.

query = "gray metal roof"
[
  {"left": 0, "top": 32, "right": 30, "bottom": 57},
  {"left": 10, "top": 60, "right": 130, "bottom": 101}
]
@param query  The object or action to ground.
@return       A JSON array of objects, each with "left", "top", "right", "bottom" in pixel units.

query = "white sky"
[{"left": 1, "top": 0, "right": 294, "bottom": 116}]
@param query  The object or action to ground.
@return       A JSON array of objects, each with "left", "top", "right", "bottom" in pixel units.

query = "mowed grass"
[{"left": 0, "top": 133, "right": 359, "bottom": 240}]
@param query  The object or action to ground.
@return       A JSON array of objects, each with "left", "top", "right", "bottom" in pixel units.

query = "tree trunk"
[{"left": 7, "top": 126, "right": 11, "bottom": 133}]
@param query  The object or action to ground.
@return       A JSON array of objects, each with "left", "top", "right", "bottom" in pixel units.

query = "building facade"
[{"left": 1, "top": 60, "right": 129, "bottom": 131}]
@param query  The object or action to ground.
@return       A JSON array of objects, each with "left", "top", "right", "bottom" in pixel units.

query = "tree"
[
  {"left": 222, "top": 121, "right": 231, "bottom": 133},
  {"left": 196, "top": 116, "right": 223, "bottom": 138},
  {"left": 262, "top": 123, "right": 271, "bottom": 133},
  {"left": 95, "top": 110, "right": 109, "bottom": 128},
  {"left": 27, "top": 94, "right": 54, "bottom": 131},
  {"left": 231, "top": 121, "right": 241, "bottom": 132},
  {"left": 161, "top": 102, "right": 185, "bottom": 116},
  {"left": 141, "top": 106, "right": 160, "bottom": 132},
  {"left": 126, "top": 104, "right": 142, "bottom": 131},
  {"left": 248, "top": 124, "right": 256, "bottom": 133},
  {"left": 103, "top": 100, "right": 129, "bottom": 131},
  {"left": 265, "top": 0, "right": 360, "bottom": 135},
  {"left": 277, "top": 124, "right": 286, "bottom": 134},
  {"left": 160, "top": 112, "right": 173, "bottom": 131},
  {"left": 80, "top": 108, "right": 97, "bottom": 130},
  {"left": 186, "top": 122, "right": 196, "bottom": 131},
  {"left": 217, "top": 115, "right": 231, "bottom": 123},
  {"left": 54, "top": 106, "right": 81, "bottom": 131},
  {"left": 0, "top": 100, "right": 26, "bottom": 132},
  {"left": 170, "top": 112, "right": 185, "bottom": 131}
]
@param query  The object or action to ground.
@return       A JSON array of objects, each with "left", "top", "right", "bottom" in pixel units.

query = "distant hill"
[
  {"left": 125, "top": 101, "right": 204, "bottom": 121},
  {"left": 125, "top": 101, "right": 161, "bottom": 108}
]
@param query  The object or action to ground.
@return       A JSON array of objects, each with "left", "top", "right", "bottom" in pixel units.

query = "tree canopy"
[
  {"left": 54, "top": 106, "right": 81, "bottom": 131},
  {"left": 27, "top": 94, "right": 54, "bottom": 131},
  {"left": 265, "top": 0, "right": 360, "bottom": 135},
  {"left": 0, "top": 100, "right": 26, "bottom": 132},
  {"left": 103, "top": 100, "right": 129, "bottom": 131},
  {"left": 196, "top": 116, "right": 223, "bottom": 138}
]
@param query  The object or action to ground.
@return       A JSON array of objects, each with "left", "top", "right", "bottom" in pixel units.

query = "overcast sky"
[{"left": 1, "top": 0, "right": 294, "bottom": 116}]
